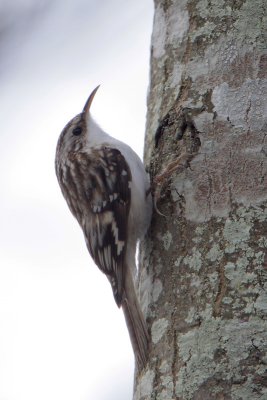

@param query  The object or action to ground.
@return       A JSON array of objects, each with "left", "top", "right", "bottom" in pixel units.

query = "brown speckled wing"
[{"left": 58, "top": 146, "right": 132, "bottom": 306}]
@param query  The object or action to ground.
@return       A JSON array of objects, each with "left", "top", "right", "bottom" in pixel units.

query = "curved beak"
[{"left": 83, "top": 85, "right": 100, "bottom": 114}]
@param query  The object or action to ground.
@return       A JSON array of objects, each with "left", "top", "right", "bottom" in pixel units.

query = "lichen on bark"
[{"left": 136, "top": 0, "right": 267, "bottom": 399}]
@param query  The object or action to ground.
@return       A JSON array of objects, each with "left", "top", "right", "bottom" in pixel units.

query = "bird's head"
[{"left": 55, "top": 85, "right": 100, "bottom": 164}]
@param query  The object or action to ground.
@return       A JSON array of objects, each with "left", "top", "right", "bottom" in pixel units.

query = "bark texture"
[{"left": 135, "top": 1, "right": 267, "bottom": 399}]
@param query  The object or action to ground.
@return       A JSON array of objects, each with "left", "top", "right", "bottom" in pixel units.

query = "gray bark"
[{"left": 135, "top": 0, "right": 267, "bottom": 399}]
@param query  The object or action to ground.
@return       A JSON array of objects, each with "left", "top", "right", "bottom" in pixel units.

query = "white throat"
[{"left": 86, "top": 115, "right": 111, "bottom": 147}]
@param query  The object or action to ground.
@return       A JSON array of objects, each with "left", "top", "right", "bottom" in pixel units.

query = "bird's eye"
[{"left": 72, "top": 126, "right": 82, "bottom": 136}]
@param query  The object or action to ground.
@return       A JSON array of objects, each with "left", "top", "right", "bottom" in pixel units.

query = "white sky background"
[{"left": 0, "top": 1, "right": 154, "bottom": 399}]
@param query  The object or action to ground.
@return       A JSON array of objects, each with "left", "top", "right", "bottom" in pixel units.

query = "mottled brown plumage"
[{"left": 55, "top": 87, "right": 152, "bottom": 370}]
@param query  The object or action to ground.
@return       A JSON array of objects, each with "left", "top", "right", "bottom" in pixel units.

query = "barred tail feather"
[{"left": 122, "top": 268, "right": 149, "bottom": 371}]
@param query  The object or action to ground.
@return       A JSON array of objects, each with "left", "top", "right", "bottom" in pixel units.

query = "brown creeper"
[{"left": 55, "top": 86, "right": 152, "bottom": 370}]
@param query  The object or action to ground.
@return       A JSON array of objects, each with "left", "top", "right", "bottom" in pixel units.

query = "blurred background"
[{"left": 0, "top": 1, "right": 153, "bottom": 399}]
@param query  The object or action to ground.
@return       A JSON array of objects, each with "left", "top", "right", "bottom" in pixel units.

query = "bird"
[{"left": 55, "top": 86, "right": 152, "bottom": 371}]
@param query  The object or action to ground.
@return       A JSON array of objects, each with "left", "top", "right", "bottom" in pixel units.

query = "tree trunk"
[{"left": 135, "top": 0, "right": 267, "bottom": 399}]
